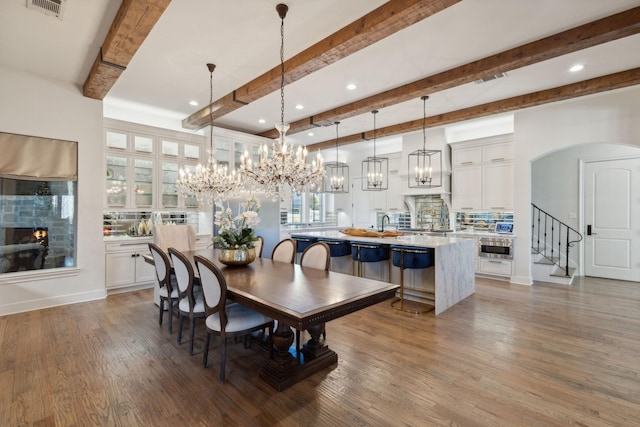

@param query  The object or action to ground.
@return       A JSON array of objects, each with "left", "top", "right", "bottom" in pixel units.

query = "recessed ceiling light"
[
  {"left": 295, "top": 104, "right": 304, "bottom": 110},
  {"left": 346, "top": 83, "right": 357, "bottom": 90},
  {"left": 307, "top": 132, "right": 314, "bottom": 136},
  {"left": 189, "top": 100, "right": 198, "bottom": 106},
  {"left": 569, "top": 64, "right": 585, "bottom": 73},
  {"left": 258, "top": 119, "right": 266, "bottom": 124}
]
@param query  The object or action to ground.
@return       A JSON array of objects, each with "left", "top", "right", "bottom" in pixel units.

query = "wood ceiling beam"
[
  {"left": 182, "top": 0, "right": 461, "bottom": 130},
  {"left": 261, "top": 6, "right": 640, "bottom": 139},
  {"left": 305, "top": 68, "right": 640, "bottom": 152},
  {"left": 83, "top": 0, "right": 172, "bottom": 100}
]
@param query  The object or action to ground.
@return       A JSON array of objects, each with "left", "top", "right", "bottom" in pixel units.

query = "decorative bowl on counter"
[{"left": 340, "top": 228, "right": 404, "bottom": 238}]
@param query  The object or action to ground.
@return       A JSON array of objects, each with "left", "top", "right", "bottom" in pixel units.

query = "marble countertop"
[{"left": 289, "top": 230, "right": 470, "bottom": 249}]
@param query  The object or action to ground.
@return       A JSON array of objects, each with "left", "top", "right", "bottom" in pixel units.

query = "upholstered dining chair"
[
  {"left": 271, "top": 238, "right": 295, "bottom": 263},
  {"left": 254, "top": 235, "right": 264, "bottom": 258},
  {"left": 194, "top": 255, "right": 274, "bottom": 383},
  {"left": 296, "top": 241, "right": 330, "bottom": 360},
  {"left": 153, "top": 224, "right": 196, "bottom": 252},
  {"left": 168, "top": 247, "right": 206, "bottom": 356},
  {"left": 148, "top": 243, "right": 179, "bottom": 333},
  {"left": 300, "top": 241, "right": 331, "bottom": 270}
]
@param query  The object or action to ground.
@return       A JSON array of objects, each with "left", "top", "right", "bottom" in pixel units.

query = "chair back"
[
  {"left": 148, "top": 243, "right": 171, "bottom": 289},
  {"left": 254, "top": 235, "right": 264, "bottom": 258},
  {"left": 154, "top": 224, "right": 196, "bottom": 252},
  {"left": 168, "top": 247, "right": 196, "bottom": 308},
  {"left": 300, "top": 242, "right": 330, "bottom": 270},
  {"left": 271, "top": 238, "right": 295, "bottom": 263},
  {"left": 194, "top": 255, "right": 228, "bottom": 326}
]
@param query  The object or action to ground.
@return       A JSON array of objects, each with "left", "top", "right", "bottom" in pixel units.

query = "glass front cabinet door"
[{"left": 106, "top": 155, "right": 128, "bottom": 207}]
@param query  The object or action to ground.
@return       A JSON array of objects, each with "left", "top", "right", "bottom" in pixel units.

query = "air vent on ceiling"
[
  {"left": 26, "top": 0, "right": 66, "bottom": 20},
  {"left": 475, "top": 72, "right": 507, "bottom": 84}
]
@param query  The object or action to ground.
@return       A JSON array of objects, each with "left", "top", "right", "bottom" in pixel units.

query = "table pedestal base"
[{"left": 259, "top": 322, "right": 338, "bottom": 391}]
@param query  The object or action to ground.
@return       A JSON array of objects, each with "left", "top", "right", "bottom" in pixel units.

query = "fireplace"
[{"left": 0, "top": 227, "right": 48, "bottom": 273}]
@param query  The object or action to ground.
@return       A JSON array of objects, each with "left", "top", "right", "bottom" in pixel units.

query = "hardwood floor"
[{"left": 1, "top": 276, "right": 639, "bottom": 426}]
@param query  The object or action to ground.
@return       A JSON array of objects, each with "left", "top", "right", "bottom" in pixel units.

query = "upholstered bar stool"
[
  {"left": 390, "top": 245, "right": 435, "bottom": 314},
  {"left": 316, "top": 238, "right": 351, "bottom": 271},
  {"left": 290, "top": 235, "right": 318, "bottom": 263},
  {"left": 351, "top": 241, "right": 390, "bottom": 281}
]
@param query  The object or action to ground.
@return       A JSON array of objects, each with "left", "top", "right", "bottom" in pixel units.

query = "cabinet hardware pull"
[
  {"left": 491, "top": 207, "right": 504, "bottom": 209},
  {"left": 491, "top": 158, "right": 505, "bottom": 162},
  {"left": 461, "top": 161, "right": 474, "bottom": 165},
  {"left": 488, "top": 260, "right": 502, "bottom": 264}
]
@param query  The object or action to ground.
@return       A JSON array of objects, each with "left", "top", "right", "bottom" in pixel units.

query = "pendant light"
[
  {"left": 324, "top": 121, "right": 349, "bottom": 193},
  {"left": 239, "top": 3, "right": 324, "bottom": 198},
  {"left": 408, "top": 95, "right": 442, "bottom": 189},
  {"left": 362, "top": 110, "right": 388, "bottom": 191},
  {"left": 177, "top": 63, "right": 242, "bottom": 204}
]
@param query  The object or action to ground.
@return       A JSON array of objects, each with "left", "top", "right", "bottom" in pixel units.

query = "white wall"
[
  {"left": 0, "top": 66, "right": 106, "bottom": 315},
  {"left": 512, "top": 86, "right": 640, "bottom": 285}
]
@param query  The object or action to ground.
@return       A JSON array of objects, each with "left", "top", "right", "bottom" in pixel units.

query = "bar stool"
[
  {"left": 317, "top": 238, "right": 351, "bottom": 259},
  {"left": 390, "top": 245, "right": 435, "bottom": 314},
  {"left": 351, "top": 241, "right": 390, "bottom": 281},
  {"left": 291, "top": 235, "right": 318, "bottom": 263}
]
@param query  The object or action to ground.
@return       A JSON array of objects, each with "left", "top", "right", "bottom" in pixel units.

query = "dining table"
[{"left": 144, "top": 248, "right": 399, "bottom": 391}]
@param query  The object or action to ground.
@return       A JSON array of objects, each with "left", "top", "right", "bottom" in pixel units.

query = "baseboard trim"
[
  {"left": 510, "top": 275, "right": 533, "bottom": 286},
  {"left": 0, "top": 289, "right": 107, "bottom": 317}
]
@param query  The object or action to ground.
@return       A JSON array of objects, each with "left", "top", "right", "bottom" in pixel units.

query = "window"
[
  {"left": 290, "top": 193, "right": 302, "bottom": 223},
  {"left": 309, "top": 193, "right": 323, "bottom": 223},
  {"left": 0, "top": 132, "right": 77, "bottom": 274}
]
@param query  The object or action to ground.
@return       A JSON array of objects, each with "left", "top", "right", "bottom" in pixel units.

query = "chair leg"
[
  {"left": 189, "top": 317, "right": 196, "bottom": 355},
  {"left": 202, "top": 332, "right": 211, "bottom": 367},
  {"left": 168, "top": 301, "right": 173, "bottom": 334},
  {"left": 220, "top": 336, "right": 227, "bottom": 383},
  {"left": 296, "top": 329, "right": 301, "bottom": 363},
  {"left": 177, "top": 314, "right": 184, "bottom": 345},
  {"left": 158, "top": 297, "right": 164, "bottom": 326}
]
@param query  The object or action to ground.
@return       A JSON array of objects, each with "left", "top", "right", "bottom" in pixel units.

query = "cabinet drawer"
[
  {"left": 483, "top": 142, "right": 513, "bottom": 163},
  {"left": 452, "top": 146, "right": 482, "bottom": 167},
  {"left": 479, "top": 258, "right": 512, "bottom": 276},
  {"left": 105, "top": 241, "right": 152, "bottom": 253}
]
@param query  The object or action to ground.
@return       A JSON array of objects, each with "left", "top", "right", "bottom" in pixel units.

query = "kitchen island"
[{"left": 290, "top": 230, "right": 475, "bottom": 315}]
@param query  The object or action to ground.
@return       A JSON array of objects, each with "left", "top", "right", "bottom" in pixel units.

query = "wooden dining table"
[{"left": 144, "top": 248, "right": 399, "bottom": 391}]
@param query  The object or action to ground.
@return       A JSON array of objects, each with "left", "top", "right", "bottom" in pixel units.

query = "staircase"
[{"left": 531, "top": 203, "right": 583, "bottom": 285}]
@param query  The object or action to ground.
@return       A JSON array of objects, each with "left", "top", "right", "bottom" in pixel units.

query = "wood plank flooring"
[{"left": 1, "top": 276, "right": 639, "bottom": 426}]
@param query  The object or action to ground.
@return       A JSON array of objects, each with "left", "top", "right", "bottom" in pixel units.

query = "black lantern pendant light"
[
  {"left": 408, "top": 96, "right": 442, "bottom": 189},
  {"left": 324, "top": 121, "right": 349, "bottom": 193},
  {"left": 362, "top": 110, "right": 388, "bottom": 191}
]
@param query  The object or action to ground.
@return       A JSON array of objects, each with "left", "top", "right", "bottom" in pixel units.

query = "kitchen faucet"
[{"left": 380, "top": 215, "right": 390, "bottom": 232}]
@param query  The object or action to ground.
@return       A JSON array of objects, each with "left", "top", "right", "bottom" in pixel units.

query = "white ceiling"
[{"left": 2, "top": 0, "right": 639, "bottom": 156}]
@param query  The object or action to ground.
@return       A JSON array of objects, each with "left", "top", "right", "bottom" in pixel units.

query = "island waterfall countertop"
[{"left": 290, "top": 230, "right": 476, "bottom": 315}]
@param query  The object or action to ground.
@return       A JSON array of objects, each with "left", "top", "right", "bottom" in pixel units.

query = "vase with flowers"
[{"left": 213, "top": 197, "right": 261, "bottom": 266}]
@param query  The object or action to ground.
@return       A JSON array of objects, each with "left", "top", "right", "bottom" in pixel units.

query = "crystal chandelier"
[
  {"left": 362, "top": 110, "right": 388, "bottom": 191},
  {"left": 408, "top": 95, "right": 442, "bottom": 188},
  {"left": 178, "top": 63, "right": 242, "bottom": 204},
  {"left": 239, "top": 3, "right": 324, "bottom": 198},
  {"left": 324, "top": 121, "right": 349, "bottom": 193}
]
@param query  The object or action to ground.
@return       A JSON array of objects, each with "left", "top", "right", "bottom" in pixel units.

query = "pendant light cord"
[
  {"left": 372, "top": 110, "right": 378, "bottom": 158},
  {"left": 280, "top": 12, "right": 285, "bottom": 125},
  {"left": 335, "top": 121, "right": 340, "bottom": 159},
  {"left": 421, "top": 95, "right": 429, "bottom": 151}
]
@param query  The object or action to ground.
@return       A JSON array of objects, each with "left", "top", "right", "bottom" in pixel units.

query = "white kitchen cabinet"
[
  {"left": 451, "top": 135, "right": 513, "bottom": 211},
  {"left": 105, "top": 240, "right": 155, "bottom": 291},
  {"left": 478, "top": 258, "right": 513, "bottom": 277},
  {"left": 451, "top": 165, "right": 482, "bottom": 210},
  {"left": 483, "top": 162, "right": 514, "bottom": 210}
]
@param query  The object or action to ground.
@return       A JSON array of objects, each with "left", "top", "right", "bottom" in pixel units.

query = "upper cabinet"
[
  {"left": 451, "top": 134, "right": 514, "bottom": 211},
  {"left": 104, "top": 119, "right": 206, "bottom": 210}
]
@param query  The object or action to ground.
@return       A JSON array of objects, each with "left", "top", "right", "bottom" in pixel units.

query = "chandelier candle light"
[
  {"left": 178, "top": 63, "right": 242, "bottom": 204},
  {"left": 239, "top": 3, "right": 324, "bottom": 198},
  {"left": 324, "top": 121, "right": 349, "bottom": 193},
  {"left": 362, "top": 110, "right": 388, "bottom": 191},
  {"left": 408, "top": 95, "right": 442, "bottom": 189}
]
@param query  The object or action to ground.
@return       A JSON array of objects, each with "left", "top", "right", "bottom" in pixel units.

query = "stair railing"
[{"left": 531, "top": 203, "right": 583, "bottom": 276}]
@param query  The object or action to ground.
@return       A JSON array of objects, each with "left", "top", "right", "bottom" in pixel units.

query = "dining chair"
[
  {"left": 254, "top": 235, "right": 264, "bottom": 258},
  {"left": 297, "top": 241, "right": 330, "bottom": 360},
  {"left": 300, "top": 241, "right": 331, "bottom": 270},
  {"left": 194, "top": 255, "right": 274, "bottom": 383},
  {"left": 271, "top": 238, "right": 295, "bottom": 263},
  {"left": 148, "top": 243, "right": 179, "bottom": 333},
  {"left": 153, "top": 224, "right": 196, "bottom": 252},
  {"left": 168, "top": 247, "right": 206, "bottom": 356}
]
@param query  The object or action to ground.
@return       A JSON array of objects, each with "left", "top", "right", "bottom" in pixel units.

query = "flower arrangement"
[{"left": 213, "top": 197, "right": 261, "bottom": 249}]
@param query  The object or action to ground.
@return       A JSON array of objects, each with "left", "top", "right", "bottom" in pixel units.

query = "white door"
[{"left": 584, "top": 158, "right": 640, "bottom": 281}]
